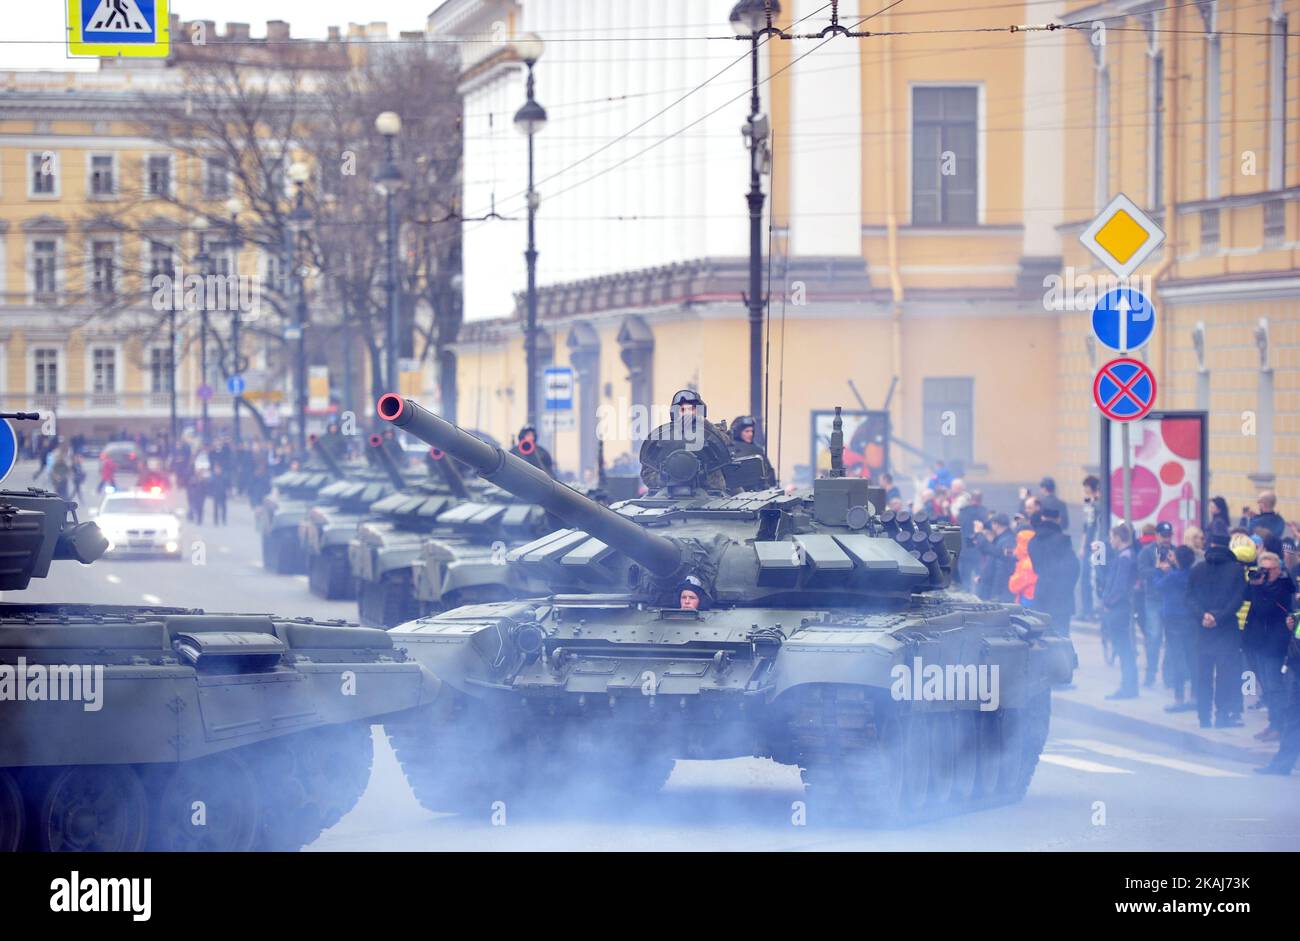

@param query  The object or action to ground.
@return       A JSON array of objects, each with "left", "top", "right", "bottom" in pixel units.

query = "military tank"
[
  {"left": 350, "top": 436, "right": 469, "bottom": 627},
  {"left": 300, "top": 441, "right": 398, "bottom": 601},
  {"left": 256, "top": 437, "right": 343, "bottom": 575},
  {"left": 376, "top": 394, "right": 1075, "bottom": 825},
  {"left": 0, "top": 481, "right": 440, "bottom": 851}
]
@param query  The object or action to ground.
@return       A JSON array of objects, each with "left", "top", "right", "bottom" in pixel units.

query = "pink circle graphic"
[
  {"left": 1159, "top": 461, "right": 1185, "bottom": 486},
  {"left": 1110, "top": 465, "right": 1161, "bottom": 519},
  {"left": 1161, "top": 418, "right": 1201, "bottom": 460}
]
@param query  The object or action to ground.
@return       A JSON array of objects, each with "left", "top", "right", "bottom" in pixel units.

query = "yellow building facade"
[{"left": 450, "top": 0, "right": 1299, "bottom": 518}]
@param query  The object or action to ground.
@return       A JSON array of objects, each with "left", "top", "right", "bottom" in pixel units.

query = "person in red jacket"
[{"left": 97, "top": 452, "right": 117, "bottom": 493}]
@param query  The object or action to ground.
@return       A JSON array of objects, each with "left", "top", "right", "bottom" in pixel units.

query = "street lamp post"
[
  {"left": 193, "top": 215, "right": 211, "bottom": 446},
  {"left": 224, "top": 196, "right": 244, "bottom": 444},
  {"left": 375, "top": 112, "right": 403, "bottom": 395},
  {"left": 287, "top": 162, "right": 313, "bottom": 458},
  {"left": 731, "top": 0, "right": 779, "bottom": 430},
  {"left": 513, "top": 33, "right": 547, "bottom": 431},
  {"left": 168, "top": 305, "right": 177, "bottom": 454}
]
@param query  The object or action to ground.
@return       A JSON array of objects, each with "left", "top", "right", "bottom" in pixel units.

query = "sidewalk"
[{"left": 1053, "top": 619, "right": 1277, "bottom": 766}]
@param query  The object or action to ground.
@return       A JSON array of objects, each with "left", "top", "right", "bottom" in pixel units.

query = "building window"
[
  {"left": 1264, "top": 199, "right": 1285, "bottom": 244},
  {"left": 31, "top": 239, "right": 58, "bottom": 299},
  {"left": 149, "top": 347, "right": 174, "bottom": 393},
  {"left": 89, "top": 154, "right": 116, "bottom": 197},
  {"left": 33, "top": 349, "right": 58, "bottom": 395},
  {"left": 922, "top": 377, "right": 974, "bottom": 466},
  {"left": 1269, "top": 15, "right": 1288, "bottom": 191},
  {"left": 146, "top": 155, "right": 172, "bottom": 198},
  {"left": 1148, "top": 52, "right": 1165, "bottom": 209},
  {"left": 911, "top": 87, "right": 979, "bottom": 225},
  {"left": 91, "top": 240, "right": 116, "bottom": 297},
  {"left": 198, "top": 233, "right": 231, "bottom": 276},
  {"left": 29, "top": 152, "right": 58, "bottom": 197},
  {"left": 91, "top": 348, "right": 116, "bottom": 394},
  {"left": 204, "top": 155, "right": 230, "bottom": 198},
  {"left": 1200, "top": 208, "right": 1220, "bottom": 253},
  {"left": 147, "top": 240, "right": 175, "bottom": 283}
]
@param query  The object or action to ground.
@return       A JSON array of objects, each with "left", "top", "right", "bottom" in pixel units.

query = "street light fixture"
[
  {"left": 224, "top": 196, "right": 244, "bottom": 444},
  {"left": 513, "top": 33, "right": 547, "bottom": 432},
  {"left": 374, "top": 111, "right": 404, "bottom": 397},
  {"left": 286, "top": 161, "right": 312, "bottom": 457},
  {"left": 730, "top": 0, "right": 780, "bottom": 438}
]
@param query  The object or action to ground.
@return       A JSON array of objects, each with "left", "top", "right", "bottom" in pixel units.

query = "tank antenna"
[{"left": 829, "top": 406, "right": 845, "bottom": 478}]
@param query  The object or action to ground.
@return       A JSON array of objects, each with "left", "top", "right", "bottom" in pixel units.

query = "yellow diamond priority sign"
[{"left": 1079, "top": 193, "right": 1165, "bottom": 280}]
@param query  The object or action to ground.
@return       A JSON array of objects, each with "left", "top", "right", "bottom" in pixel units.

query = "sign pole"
[{"left": 1121, "top": 421, "right": 1132, "bottom": 535}]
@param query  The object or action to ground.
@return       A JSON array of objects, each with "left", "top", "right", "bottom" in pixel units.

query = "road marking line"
[
  {"left": 1040, "top": 754, "right": 1134, "bottom": 775},
  {"left": 1061, "top": 739, "right": 1245, "bottom": 778},
  {"left": 105, "top": 574, "right": 121, "bottom": 584},
  {"left": 141, "top": 593, "right": 162, "bottom": 605}
]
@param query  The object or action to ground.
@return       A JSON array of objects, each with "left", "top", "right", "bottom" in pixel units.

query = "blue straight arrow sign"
[{"left": 1092, "top": 287, "right": 1156, "bottom": 353}]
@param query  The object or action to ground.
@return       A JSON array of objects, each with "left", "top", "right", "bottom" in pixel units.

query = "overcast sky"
[{"left": 6, "top": 1, "right": 437, "bottom": 71}]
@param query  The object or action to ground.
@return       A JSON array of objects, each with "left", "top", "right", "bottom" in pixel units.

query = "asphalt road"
[{"left": 13, "top": 467, "right": 1300, "bottom": 851}]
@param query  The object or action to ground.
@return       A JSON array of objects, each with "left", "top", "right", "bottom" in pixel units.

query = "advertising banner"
[
  {"left": 1101, "top": 410, "right": 1207, "bottom": 543},
  {"left": 811, "top": 409, "right": 890, "bottom": 480}
]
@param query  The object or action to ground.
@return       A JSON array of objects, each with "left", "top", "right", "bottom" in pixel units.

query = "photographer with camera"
[
  {"left": 1136, "top": 522, "right": 1176, "bottom": 689},
  {"left": 1150, "top": 544, "right": 1198, "bottom": 713},
  {"left": 1243, "top": 551, "right": 1296, "bottom": 743}
]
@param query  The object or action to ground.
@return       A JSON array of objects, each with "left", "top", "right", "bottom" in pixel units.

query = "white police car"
[{"left": 93, "top": 490, "right": 182, "bottom": 558}]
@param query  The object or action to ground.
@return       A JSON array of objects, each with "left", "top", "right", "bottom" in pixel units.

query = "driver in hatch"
[{"left": 675, "top": 574, "right": 712, "bottom": 611}]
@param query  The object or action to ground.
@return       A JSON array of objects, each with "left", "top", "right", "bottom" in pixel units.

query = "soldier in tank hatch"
[
  {"left": 510, "top": 423, "right": 555, "bottom": 478},
  {"left": 728, "top": 415, "right": 776, "bottom": 490}
]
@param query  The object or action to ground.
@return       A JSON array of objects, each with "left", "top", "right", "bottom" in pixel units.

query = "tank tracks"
[
  {"left": 385, "top": 692, "right": 675, "bottom": 817},
  {"left": 0, "top": 721, "right": 374, "bottom": 852},
  {"left": 781, "top": 684, "right": 1051, "bottom": 825}
]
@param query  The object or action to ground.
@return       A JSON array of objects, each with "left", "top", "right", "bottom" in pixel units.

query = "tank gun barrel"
[
  {"left": 309, "top": 435, "right": 345, "bottom": 479},
  {"left": 367, "top": 434, "right": 407, "bottom": 490},
  {"left": 426, "top": 446, "right": 470, "bottom": 500},
  {"left": 377, "top": 394, "right": 683, "bottom": 578}
]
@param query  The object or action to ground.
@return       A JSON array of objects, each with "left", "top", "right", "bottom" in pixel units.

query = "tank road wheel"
[
  {"left": 242, "top": 722, "right": 375, "bottom": 851},
  {"left": 310, "top": 550, "right": 355, "bottom": 600},
  {"left": 790, "top": 687, "right": 933, "bottom": 826},
  {"left": 269, "top": 529, "right": 305, "bottom": 575},
  {"left": 925, "top": 713, "right": 957, "bottom": 808},
  {"left": 1008, "top": 690, "right": 1052, "bottom": 801},
  {"left": 148, "top": 753, "right": 259, "bottom": 852},
  {"left": 0, "top": 770, "right": 27, "bottom": 852},
  {"left": 36, "top": 766, "right": 148, "bottom": 852},
  {"left": 360, "top": 573, "right": 419, "bottom": 628},
  {"left": 949, "top": 711, "right": 979, "bottom": 805},
  {"left": 385, "top": 694, "right": 532, "bottom": 818},
  {"left": 974, "top": 709, "right": 1005, "bottom": 799}
]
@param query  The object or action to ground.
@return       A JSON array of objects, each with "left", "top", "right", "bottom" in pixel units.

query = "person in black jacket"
[
  {"left": 1027, "top": 507, "right": 1079, "bottom": 638},
  {"left": 973, "top": 513, "right": 1016, "bottom": 602},
  {"left": 1243, "top": 551, "right": 1295, "bottom": 742},
  {"left": 1188, "top": 524, "right": 1247, "bottom": 729},
  {"left": 1102, "top": 523, "right": 1140, "bottom": 699},
  {"left": 1037, "top": 476, "right": 1070, "bottom": 532}
]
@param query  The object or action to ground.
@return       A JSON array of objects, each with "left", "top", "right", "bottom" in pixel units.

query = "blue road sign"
[
  {"left": 0, "top": 420, "right": 17, "bottom": 485},
  {"left": 79, "top": 0, "right": 158, "bottom": 44},
  {"left": 227, "top": 374, "right": 246, "bottom": 395},
  {"left": 1093, "top": 357, "right": 1157, "bottom": 422},
  {"left": 544, "top": 366, "right": 573, "bottom": 411},
  {"left": 1092, "top": 287, "right": 1156, "bottom": 352}
]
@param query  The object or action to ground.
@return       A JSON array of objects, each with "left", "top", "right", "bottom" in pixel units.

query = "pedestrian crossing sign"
[{"left": 67, "top": 0, "right": 170, "bottom": 58}]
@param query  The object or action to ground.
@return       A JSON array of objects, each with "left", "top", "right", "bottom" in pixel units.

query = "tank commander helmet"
[
  {"left": 676, "top": 573, "right": 712, "bottom": 611},
  {"left": 731, "top": 415, "right": 757, "bottom": 443},
  {"left": 670, "top": 389, "right": 706, "bottom": 420}
]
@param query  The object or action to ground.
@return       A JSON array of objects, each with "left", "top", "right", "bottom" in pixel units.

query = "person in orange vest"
[{"left": 1009, "top": 528, "right": 1038, "bottom": 604}]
